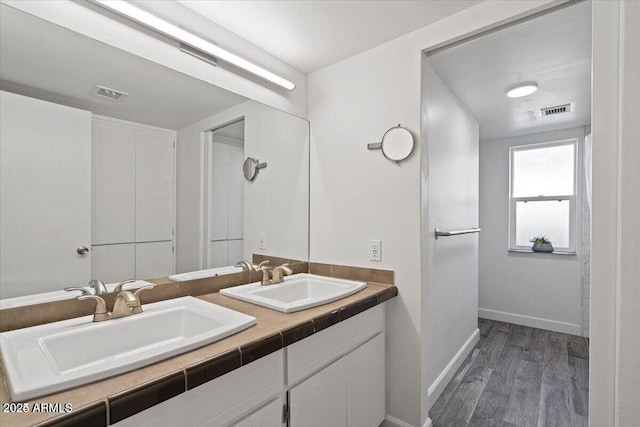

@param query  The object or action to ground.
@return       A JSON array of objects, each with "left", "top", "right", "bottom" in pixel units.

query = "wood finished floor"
[{"left": 430, "top": 319, "right": 589, "bottom": 427}]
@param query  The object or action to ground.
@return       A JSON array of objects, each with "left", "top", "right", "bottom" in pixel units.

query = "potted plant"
[{"left": 530, "top": 235, "right": 554, "bottom": 253}]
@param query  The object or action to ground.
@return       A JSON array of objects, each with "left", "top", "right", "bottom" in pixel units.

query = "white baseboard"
[
  {"left": 383, "top": 414, "right": 416, "bottom": 427},
  {"left": 478, "top": 308, "right": 582, "bottom": 336},
  {"left": 422, "top": 417, "right": 433, "bottom": 427},
  {"left": 427, "top": 328, "right": 480, "bottom": 409}
]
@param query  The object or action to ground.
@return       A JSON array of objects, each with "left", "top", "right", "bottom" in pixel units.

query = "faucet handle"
[
  {"left": 77, "top": 295, "right": 110, "bottom": 322},
  {"left": 130, "top": 285, "right": 156, "bottom": 314},
  {"left": 254, "top": 260, "right": 270, "bottom": 271},
  {"left": 133, "top": 285, "right": 155, "bottom": 300},
  {"left": 113, "top": 279, "right": 137, "bottom": 294},
  {"left": 65, "top": 287, "right": 91, "bottom": 296}
]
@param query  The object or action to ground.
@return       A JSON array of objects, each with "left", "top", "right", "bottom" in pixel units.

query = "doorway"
[
  {"left": 422, "top": 1, "right": 592, "bottom": 425},
  {"left": 204, "top": 119, "right": 246, "bottom": 269}
]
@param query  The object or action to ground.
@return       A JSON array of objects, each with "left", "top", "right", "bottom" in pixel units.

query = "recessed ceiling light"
[{"left": 506, "top": 83, "right": 538, "bottom": 98}]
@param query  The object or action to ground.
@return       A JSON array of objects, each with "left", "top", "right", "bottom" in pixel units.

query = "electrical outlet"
[
  {"left": 369, "top": 239, "right": 381, "bottom": 261},
  {"left": 259, "top": 233, "right": 267, "bottom": 250}
]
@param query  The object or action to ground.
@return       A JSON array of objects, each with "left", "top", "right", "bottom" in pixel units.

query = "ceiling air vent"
[
  {"left": 540, "top": 103, "right": 573, "bottom": 117},
  {"left": 94, "top": 85, "right": 128, "bottom": 101}
]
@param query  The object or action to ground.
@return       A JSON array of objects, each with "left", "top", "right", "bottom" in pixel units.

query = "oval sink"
[
  {"left": 220, "top": 274, "right": 366, "bottom": 313},
  {"left": 0, "top": 296, "right": 255, "bottom": 401}
]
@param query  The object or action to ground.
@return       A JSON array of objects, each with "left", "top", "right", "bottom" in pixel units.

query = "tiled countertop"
[{"left": 0, "top": 280, "right": 397, "bottom": 427}]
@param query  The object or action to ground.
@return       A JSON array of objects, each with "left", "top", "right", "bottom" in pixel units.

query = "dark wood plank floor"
[{"left": 430, "top": 319, "right": 589, "bottom": 427}]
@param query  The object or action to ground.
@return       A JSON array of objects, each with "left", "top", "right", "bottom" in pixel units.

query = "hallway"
[{"left": 430, "top": 319, "right": 589, "bottom": 427}]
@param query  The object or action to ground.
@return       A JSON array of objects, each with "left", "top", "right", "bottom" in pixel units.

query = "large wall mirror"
[{"left": 0, "top": 4, "right": 309, "bottom": 307}]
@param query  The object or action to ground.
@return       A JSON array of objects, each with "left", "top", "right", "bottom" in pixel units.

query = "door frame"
[
  {"left": 419, "top": 0, "right": 631, "bottom": 424},
  {"left": 202, "top": 117, "right": 245, "bottom": 269}
]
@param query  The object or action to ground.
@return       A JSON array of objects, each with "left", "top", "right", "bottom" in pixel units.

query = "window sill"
[{"left": 508, "top": 249, "right": 577, "bottom": 256}]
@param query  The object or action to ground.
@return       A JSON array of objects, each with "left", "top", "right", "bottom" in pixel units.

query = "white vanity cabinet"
[
  {"left": 289, "top": 358, "right": 347, "bottom": 427},
  {"left": 113, "top": 304, "right": 385, "bottom": 427},
  {"left": 289, "top": 334, "right": 385, "bottom": 427},
  {"left": 288, "top": 306, "right": 385, "bottom": 427},
  {"left": 91, "top": 117, "right": 175, "bottom": 281},
  {"left": 114, "top": 350, "right": 285, "bottom": 427}
]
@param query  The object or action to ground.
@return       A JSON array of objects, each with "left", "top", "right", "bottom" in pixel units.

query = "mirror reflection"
[{"left": 0, "top": 5, "right": 309, "bottom": 307}]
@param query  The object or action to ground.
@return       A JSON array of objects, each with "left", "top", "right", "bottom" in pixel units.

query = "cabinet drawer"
[
  {"left": 287, "top": 304, "right": 384, "bottom": 385},
  {"left": 114, "top": 350, "right": 284, "bottom": 427}
]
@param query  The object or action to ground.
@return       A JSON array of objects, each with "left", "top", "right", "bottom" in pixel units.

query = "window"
[{"left": 509, "top": 139, "right": 577, "bottom": 252}]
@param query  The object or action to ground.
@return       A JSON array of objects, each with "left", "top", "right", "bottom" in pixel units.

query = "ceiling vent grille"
[
  {"left": 540, "top": 103, "right": 573, "bottom": 117},
  {"left": 94, "top": 86, "right": 128, "bottom": 101}
]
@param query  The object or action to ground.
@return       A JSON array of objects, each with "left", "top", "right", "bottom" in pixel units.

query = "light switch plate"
[
  {"left": 259, "top": 233, "right": 267, "bottom": 250},
  {"left": 369, "top": 239, "right": 381, "bottom": 261}
]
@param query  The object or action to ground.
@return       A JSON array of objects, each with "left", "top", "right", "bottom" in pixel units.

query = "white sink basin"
[
  {"left": 0, "top": 296, "right": 255, "bottom": 401},
  {"left": 220, "top": 274, "right": 366, "bottom": 313}
]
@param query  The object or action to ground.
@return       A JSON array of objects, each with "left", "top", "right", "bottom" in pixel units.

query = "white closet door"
[
  {"left": 210, "top": 142, "right": 231, "bottom": 241},
  {"left": 209, "top": 241, "right": 229, "bottom": 268},
  {"left": 92, "top": 119, "right": 136, "bottom": 244},
  {"left": 0, "top": 91, "right": 91, "bottom": 298},
  {"left": 227, "top": 239, "right": 244, "bottom": 266},
  {"left": 135, "top": 241, "right": 174, "bottom": 280},
  {"left": 228, "top": 145, "right": 244, "bottom": 240},
  {"left": 91, "top": 244, "right": 135, "bottom": 283},
  {"left": 135, "top": 130, "right": 174, "bottom": 242}
]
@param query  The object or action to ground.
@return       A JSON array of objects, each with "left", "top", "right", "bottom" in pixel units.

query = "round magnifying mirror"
[
  {"left": 381, "top": 127, "right": 414, "bottom": 162},
  {"left": 243, "top": 158, "right": 258, "bottom": 181}
]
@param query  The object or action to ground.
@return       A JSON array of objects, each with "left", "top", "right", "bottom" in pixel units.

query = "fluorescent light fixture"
[
  {"left": 506, "top": 83, "right": 538, "bottom": 98},
  {"left": 93, "top": 0, "right": 296, "bottom": 91}
]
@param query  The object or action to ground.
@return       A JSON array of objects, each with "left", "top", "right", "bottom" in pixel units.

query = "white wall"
[
  {"left": 176, "top": 101, "right": 309, "bottom": 273},
  {"left": 1, "top": 0, "right": 308, "bottom": 119},
  {"left": 479, "top": 126, "right": 585, "bottom": 335},
  {"left": 422, "top": 63, "right": 479, "bottom": 410},
  {"left": 307, "top": 2, "right": 556, "bottom": 425}
]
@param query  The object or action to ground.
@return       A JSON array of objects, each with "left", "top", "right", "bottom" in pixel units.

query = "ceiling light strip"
[{"left": 93, "top": 0, "right": 296, "bottom": 91}]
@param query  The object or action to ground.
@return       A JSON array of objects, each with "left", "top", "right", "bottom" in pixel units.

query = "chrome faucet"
[
  {"left": 259, "top": 263, "right": 292, "bottom": 285},
  {"left": 271, "top": 264, "right": 293, "bottom": 284},
  {"left": 77, "top": 283, "right": 156, "bottom": 322}
]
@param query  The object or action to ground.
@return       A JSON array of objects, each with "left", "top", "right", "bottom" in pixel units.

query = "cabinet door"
[
  {"left": 345, "top": 334, "right": 385, "bottom": 427},
  {"left": 135, "top": 242, "right": 173, "bottom": 280},
  {"left": 92, "top": 119, "right": 136, "bottom": 244},
  {"left": 289, "top": 359, "right": 346, "bottom": 427},
  {"left": 232, "top": 399, "right": 283, "bottom": 427},
  {"left": 135, "top": 129, "right": 174, "bottom": 242},
  {"left": 91, "top": 244, "right": 135, "bottom": 283}
]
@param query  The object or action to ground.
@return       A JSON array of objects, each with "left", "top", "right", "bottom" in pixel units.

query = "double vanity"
[
  {"left": 0, "top": 263, "right": 397, "bottom": 426},
  {"left": 0, "top": 4, "right": 397, "bottom": 426}
]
